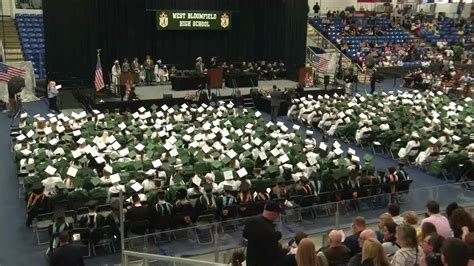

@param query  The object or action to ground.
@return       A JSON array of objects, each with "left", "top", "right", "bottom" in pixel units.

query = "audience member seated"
[
  {"left": 322, "top": 229, "right": 351, "bottom": 265},
  {"left": 381, "top": 221, "right": 399, "bottom": 258},
  {"left": 387, "top": 204, "right": 403, "bottom": 225},
  {"left": 282, "top": 231, "right": 308, "bottom": 266},
  {"left": 392, "top": 224, "right": 425, "bottom": 265},
  {"left": 421, "top": 200, "right": 453, "bottom": 239},
  {"left": 420, "top": 222, "right": 438, "bottom": 244},
  {"left": 420, "top": 233, "right": 444, "bottom": 266},
  {"left": 449, "top": 207, "right": 474, "bottom": 239},
  {"left": 347, "top": 228, "right": 378, "bottom": 266},
  {"left": 296, "top": 238, "right": 326, "bottom": 266},
  {"left": 360, "top": 238, "right": 389, "bottom": 266},
  {"left": 345, "top": 216, "right": 383, "bottom": 257},
  {"left": 441, "top": 238, "right": 470, "bottom": 266}
]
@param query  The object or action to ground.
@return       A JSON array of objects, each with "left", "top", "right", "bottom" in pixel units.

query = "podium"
[
  {"left": 119, "top": 73, "right": 133, "bottom": 101},
  {"left": 298, "top": 67, "right": 312, "bottom": 87},
  {"left": 207, "top": 68, "right": 223, "bottom": 89}
]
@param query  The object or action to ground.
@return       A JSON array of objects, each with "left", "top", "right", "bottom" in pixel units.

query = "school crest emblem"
[
  {"left": 159, "top": 12, "right": 168, "bottom": 28},
  {"left": 220, "top": 13, "right": 229, "bottom": 28}
]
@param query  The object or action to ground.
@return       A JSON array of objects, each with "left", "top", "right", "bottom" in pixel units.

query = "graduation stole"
[
  {"left": 87, "top": 213, "right": 98, "bottom": 228},
  {"left": 257, "top": 192, "right": 269, "bottom": 201},
  {"left": 302, "top": 185, "right": 312, "bottom": 195},
  {"left": 27, "top": 193, "right": 44, "bottom": 212},
  {"left": 223, "top": 195, "right": 235, "bottom": 207},
  {"left": 315, "top": 180, "right": 322, "bottom": 195},
  {"left": 202, "top": 193, "right": 216, "bottom": 208},
  {"left": 51, "top": 222, "right": 67, "bottom": 248},
  {"left": 333, "top": 183, "right": 342, "bottom": 201},
  {"left": 388, "top": 174, "right": 398, "bottom": 182},
  {"left": 239, "top": 192, "right": 253, "bottom": 203},
  {"left": 156, "top": 201, "right": 171, "bottom": 216}
]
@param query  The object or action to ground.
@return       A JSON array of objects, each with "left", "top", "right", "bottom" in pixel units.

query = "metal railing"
[
  {"left": 121, "top": 181, "right": 474, "bottom": 265},
  {"left": 307, "top": 22, "right": 362, "bottom": 72},
  {"left": 123, "top": 250, "right": 227, "bottom": 266},
  {"left": 0, "top": 40, "right": 5, "bottom": 63}
]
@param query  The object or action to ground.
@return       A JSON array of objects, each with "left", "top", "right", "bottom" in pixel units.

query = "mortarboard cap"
[
  {"left": 131, "top": 182, "right": 143, "bottom": 192},
  {"left": 45, "top": 165, "right": 57, "bottom": 175},
  {"left": 67, "top": 167, "right": 78, "bottom": 177}
]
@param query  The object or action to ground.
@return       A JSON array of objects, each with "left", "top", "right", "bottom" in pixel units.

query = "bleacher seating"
[
  {"left": 309, "top": 16, "right": 422, "bottom": 67},
  {"left": 15, "top": 13, "right": 45, "bottom": 79},
  {"left": 418, "top": 17, "right": 473, "bottom": 46}
]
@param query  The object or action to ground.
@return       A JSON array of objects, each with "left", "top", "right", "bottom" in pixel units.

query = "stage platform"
[
  {"left": 76, "top": 79, "right": 344, "bottom": 112},
  {"left": 97, "top": 79, "right": 298, "bottom": 102}
]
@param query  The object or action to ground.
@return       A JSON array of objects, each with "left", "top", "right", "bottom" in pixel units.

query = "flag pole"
[{"left": 94, "top": 49, "right": 101, "bottom": 105}]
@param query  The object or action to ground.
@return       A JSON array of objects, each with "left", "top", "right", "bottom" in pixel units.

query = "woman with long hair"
[
  {"left": 449, "top": 207, "right": 474, "bottom": 239},
  {"left": 391, "top": 224, "right": 424, "bottom": 266},
  {"left": 296, "top": 238, "right": 323, "bottom": 266},
  {"left": 382, "top": 221, "right": 400, "bottom": 258},
  {"left": 361, "top": 238, "right": 390, "bottom": 266}
]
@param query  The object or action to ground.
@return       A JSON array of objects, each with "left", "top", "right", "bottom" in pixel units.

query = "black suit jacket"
[
  {"left": 49, "top": 243, "right": 84, "bottom": 266},
  {"left": 125, "top": 206, "right": 150, "bottom": 223}
]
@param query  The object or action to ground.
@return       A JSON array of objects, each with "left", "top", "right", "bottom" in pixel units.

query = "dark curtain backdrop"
[{"left": 43, "top": 0, "right": 308, "bottom": 82}]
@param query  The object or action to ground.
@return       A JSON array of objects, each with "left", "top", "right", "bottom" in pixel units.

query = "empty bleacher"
[{"left": 15, "top": 13, "right": 45, "bottom": 79}]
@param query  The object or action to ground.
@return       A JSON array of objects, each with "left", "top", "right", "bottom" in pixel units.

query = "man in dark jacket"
[
  {"left": 49, "top": 232, "right": 84, "bottom": 266},
  {"left": 243, "top": 201, "right": 286, "bottom": 266},
  {"left": 270, "top": 85, "right": 282, "bottom": 122}
]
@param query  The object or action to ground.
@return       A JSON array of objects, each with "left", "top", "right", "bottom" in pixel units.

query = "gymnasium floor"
[{"left": 0, "top": 79, "right": 471, "bottom": 266}]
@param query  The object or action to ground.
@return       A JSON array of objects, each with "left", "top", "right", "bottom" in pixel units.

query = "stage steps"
[{"left": 0, "top": 17, "right": 24, "bottom": 63}]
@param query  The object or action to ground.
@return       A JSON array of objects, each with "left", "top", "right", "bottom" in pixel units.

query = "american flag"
[
  {"left": 311, "top": 54, "right": 330, "bottom": 73},
  {"left": 94, "top": 54, "right": 104, "bottom": 91},
  {"left": 0, "top": 63, "right": 25, "bottom": 82}
]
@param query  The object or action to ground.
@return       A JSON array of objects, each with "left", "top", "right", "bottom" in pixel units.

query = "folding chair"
[
  {"left": 75, "top": 207, "right": 89, "bottom": 224},
  {"left": 70, "top": 228, "right": 93, "bottom": 257},
  {"left": 221, "top": 205, "right": 238, "bottom": 232},
  {"left": 91, "top": 225, "right": 115, "bottom": 255},
  {"left": 96, "top": 204, "right": 112, "bottom": 218},
  {"left": 127, "top": 220, "right": 150, "bottom": 249},
  {"left": 194, "top": 214, "right": 215, "bottom": 244},
  {"left": 33, "top": 212, "right": 54, "bottom": 245},
  {"left": 300, "top": 195, "right": 318, "bottom": 220},
  {"left": 64, "top": 210, "right": 76, "bottom": 225}
]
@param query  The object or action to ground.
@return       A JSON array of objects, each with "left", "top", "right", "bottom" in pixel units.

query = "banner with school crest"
[{"left": 156, "top": 10, "right": 232, "bottom": 31}]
